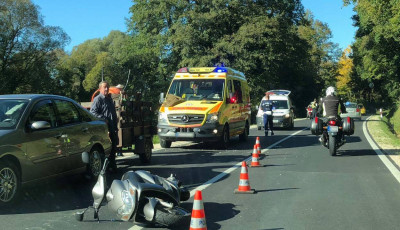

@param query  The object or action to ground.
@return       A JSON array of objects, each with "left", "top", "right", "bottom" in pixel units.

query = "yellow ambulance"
[{"left": 157, "top": 66, "right": 251, "bottom": 148}]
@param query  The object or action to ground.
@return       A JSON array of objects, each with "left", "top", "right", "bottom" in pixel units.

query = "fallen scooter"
[{"left": 75, "top": 152, "right": 190, "bottom": 227}]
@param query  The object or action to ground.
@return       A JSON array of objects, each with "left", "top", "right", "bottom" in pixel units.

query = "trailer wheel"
[{"left": 139, "top": 138, "right": 152, "bottom": 163}]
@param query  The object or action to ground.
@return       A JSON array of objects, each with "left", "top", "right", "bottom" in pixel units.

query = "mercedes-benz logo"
[{"left": 181, "top": 115, "right": 189, "bottom": 123}]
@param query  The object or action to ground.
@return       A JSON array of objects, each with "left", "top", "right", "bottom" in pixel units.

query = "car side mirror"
[
  {"left": 159, "top": 92, "right": 165, "bottom": 104},
  {"left": 30, "top": 121, "right": 51, "bottom": 130}
]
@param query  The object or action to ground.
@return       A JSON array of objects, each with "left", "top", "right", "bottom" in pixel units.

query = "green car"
[{"left": 0, "top": 94, "right": 112, "bottom": 205}]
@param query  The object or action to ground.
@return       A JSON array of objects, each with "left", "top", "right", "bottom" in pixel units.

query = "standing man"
[
  {"left": 310, "top": 98, "right": 318, "bottom": 118},
  {"left": 261, "top": 92, "right": 274, "bottom": 136},
  {"left": 90, "top": 81, "right": 119, "bottom": 172}
]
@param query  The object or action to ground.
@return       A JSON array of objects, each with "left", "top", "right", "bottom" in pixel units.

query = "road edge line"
[{"left": 363, "top": 116, "right": 400, "bottom": 184}]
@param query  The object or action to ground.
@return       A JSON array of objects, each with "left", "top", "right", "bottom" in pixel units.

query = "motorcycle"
[
  {"left": 75, "top": 153, "right": 191, "bottom": 227},
  {"left": 306, "top": 106, "right": 313, "bottom": 119},
  {"left": 311, "top": 116, "right": 354, "bottom": 156}
]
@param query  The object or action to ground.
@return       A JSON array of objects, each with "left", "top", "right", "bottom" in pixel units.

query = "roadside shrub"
[{"left": 392, "top": 105, "right": 400, "bottom": 137}]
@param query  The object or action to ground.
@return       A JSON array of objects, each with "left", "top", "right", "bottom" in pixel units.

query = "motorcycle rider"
[{"left": 317, "top": 86, "right": 346, "bottom": 146}]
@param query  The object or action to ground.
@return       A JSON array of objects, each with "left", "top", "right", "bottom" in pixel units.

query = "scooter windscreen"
[{"left": 106, "top": 180, "right": 137, "bottom": 221}]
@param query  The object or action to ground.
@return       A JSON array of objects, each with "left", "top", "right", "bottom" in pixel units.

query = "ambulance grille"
[{"left": 167, "top": 114, "right": 205, "bottom": 125}]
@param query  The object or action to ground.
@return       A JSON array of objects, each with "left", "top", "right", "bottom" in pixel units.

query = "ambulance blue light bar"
[
  {"left": 213, "top": 67, "right": 227, "bottom": 73},
  {"left": 177, "top": 67, "right": 228, "bottom": 73}
]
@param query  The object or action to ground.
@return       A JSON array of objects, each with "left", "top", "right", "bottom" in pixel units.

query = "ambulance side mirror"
[{"left": 159, "top": 92, "right": 165, "bottom": 104}]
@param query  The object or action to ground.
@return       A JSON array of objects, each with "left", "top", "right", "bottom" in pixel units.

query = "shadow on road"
[{"left": 256, "top": 187, "right": 299, "bottom": 193}]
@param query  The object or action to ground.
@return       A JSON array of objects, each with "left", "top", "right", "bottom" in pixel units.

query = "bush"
[{"left": 392, "top": 106, "right": 400, "bottom": 137}]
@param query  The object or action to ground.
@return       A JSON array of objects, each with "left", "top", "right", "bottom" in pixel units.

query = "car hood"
[{"left": 165, "top": 101, "right": 223, "bottom": 114}]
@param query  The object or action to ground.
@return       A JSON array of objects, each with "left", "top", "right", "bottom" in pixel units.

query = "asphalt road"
[{"left": 2, "top": 117, "right": 400, "bottom": 230}]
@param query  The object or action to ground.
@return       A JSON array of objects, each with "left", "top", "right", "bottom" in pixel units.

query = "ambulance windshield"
[{"left": 167, "top": 79, "right": 225, "bottom": 101}]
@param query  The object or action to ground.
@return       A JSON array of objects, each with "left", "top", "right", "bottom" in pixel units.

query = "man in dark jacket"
[{"left": 90, "top": 81, "right": 119, "bottom": 172}]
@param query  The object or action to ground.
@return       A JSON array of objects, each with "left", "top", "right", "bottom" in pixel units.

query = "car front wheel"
[
  {"left": 0, "top": 160, "right": 21, "bottom": 206},
  {"left": 87, "top": 147, "right": 104, "bottom": 178}
]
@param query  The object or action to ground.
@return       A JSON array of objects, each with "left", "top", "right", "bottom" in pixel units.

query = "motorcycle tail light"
[
  {"left": 347, "top": 117, "right": 351, "bottom": 123},
  {"left": 329, "top": 120, "right": 336, "bottom": 126},
  {"left": 314, "top": 117, "right": 318, "bottom": 123}
]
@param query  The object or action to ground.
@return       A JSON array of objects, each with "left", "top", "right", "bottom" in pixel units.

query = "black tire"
[
  {"left": 239, "top": 122, "right": 249, "bottom": 141},
  {"left": 0, "top": 160, "right": 21, "bottom": 206},
  {"left": 87, "top": 147, "right": 104, "bottom": 178},
  {"left": 160, "top": 139, "right": 171, "bottom": 148},
  {"left": 139, "top": 138, "right": 152, "bottom": 163},
  {"left": 154, "top": 205, "right": 188, "bottom": 227},
  {"left": 329, "top": 136, "right": 337, "bottom": 156},
  {"left": 219, "top": 125, "right": 230, "bottom": 149}
]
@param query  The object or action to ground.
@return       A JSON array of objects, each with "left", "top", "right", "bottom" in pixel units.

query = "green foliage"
[
  {"left": 0, "top": 0, "right": 69, "bottom": 94},
  {"left": 1, "top": 0, "right": 341, "bottom": 117},
  {"left": 389, "top": 104, "right": 400, "bottom": 137},
  {"left": 127, "top": 0, "right": 339, "bottom": 114},
  {"left": 348, "top": 0, "right": 400, "bottom": 107}
]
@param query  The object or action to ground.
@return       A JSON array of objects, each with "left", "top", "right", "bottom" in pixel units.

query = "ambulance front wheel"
[{"left": 160, "top": 139, "right": 172, "bottom": 148}]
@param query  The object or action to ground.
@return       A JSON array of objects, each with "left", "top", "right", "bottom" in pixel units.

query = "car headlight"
[
  {"left": 285, "top": 114, "right": 290, "bottom": 118},
  {"left": 206, "top": 113, "right": 219, "bottom": 123},
  {"left": 117, "top": 190, "right": 135, "bottom": 216}
]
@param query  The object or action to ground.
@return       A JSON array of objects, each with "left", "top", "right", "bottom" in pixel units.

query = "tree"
[
  {"left": 0, "top": 0, "right": 69, "bottom": 94},
  {"left": 336, "top": 46, "right": 354, "bottom": 100},
  {"left": 344, "top": 0, "right": 400, "bottom": 106},
  {"left": 127, "top": 0, "right": 339, "bottom": 112}
]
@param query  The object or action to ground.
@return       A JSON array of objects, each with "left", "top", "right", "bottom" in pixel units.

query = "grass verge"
[{"left": 367, "top": 115, "right": 400, "bottom": 152}]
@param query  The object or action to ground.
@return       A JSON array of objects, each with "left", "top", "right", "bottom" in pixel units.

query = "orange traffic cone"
[
  {"left": 250, "top": 145, "right": 262, "bottom": 167},
  {"left": 255, "top": 136, "right": 261, "bottom": 155},
  {"left": 234, "top": 161, "right": 255, "bottom": 194},
  {"left": 190, "top": 190, "right": 207, "bottom": 230}
]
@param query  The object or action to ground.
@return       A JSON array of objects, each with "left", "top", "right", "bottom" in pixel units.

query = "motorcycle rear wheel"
[
  {"left": 329, "top": 136, "right": 337, "bottom": 156},
  {"left": 154, "top": 205, "right": 189, "bottom": 227}
]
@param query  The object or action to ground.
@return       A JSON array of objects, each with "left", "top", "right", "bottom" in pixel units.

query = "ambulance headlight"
[
  {"left": 285, "top": 113, "right": 290, "bottom": 118},
  {"left": 158, "top": 112, "right": 168, "bottom": 121},
  {"left": 206, "top": 113, "right": 219, "bottom": 123}
]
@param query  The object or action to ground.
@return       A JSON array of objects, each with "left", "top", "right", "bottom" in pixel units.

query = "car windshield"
[
  {"left": 167, "top": 79, "right": 225, "bottom": 101},
  {"left": 346, "top": 103, "right": 357, "bottom": 108},
  {"left": 270, "top": 100, "right": 289, "bottom": 109},
  {"left": 0, "top": 99, "right": 29, "bottom": 129}
]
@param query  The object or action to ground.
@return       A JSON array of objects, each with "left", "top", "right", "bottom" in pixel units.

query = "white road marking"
[
  {"left": 363, "top": 116, "right": 400, "bottom": 184},
  {"left": 189, "top": 127, "right": 308, "bottom": 197},
  {"left": 128, "top": 127, "right": 308, "bottom": 230}
]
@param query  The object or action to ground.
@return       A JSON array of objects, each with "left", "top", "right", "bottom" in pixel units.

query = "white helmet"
[{"left": 326, "top": 86, "right": 336, "bottom": 96}]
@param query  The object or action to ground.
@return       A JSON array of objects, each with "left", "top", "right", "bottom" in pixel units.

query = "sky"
[{"left": 32, "top": 0, "right": 356, "bottom": 52}]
